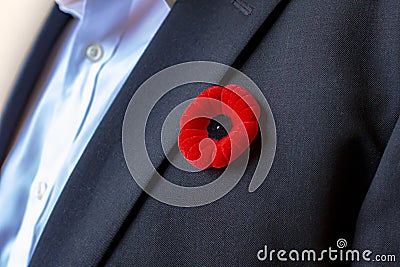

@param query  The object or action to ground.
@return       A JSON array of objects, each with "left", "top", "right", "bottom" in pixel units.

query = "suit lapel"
[
  {"left": 0, "top": 6, "right": 70, "bottom": 168},
  {"left": 30, "top": 0, "right": 288, "bottom": 266}
]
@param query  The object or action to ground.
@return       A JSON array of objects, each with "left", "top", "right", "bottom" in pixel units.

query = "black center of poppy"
[{"left": 207, "top": 114, "right": 232, "bottom": 141}]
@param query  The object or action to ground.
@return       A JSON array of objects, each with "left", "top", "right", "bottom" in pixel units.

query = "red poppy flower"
[{"left": 178, "top": 84, "right": 261, "bottom": 169}]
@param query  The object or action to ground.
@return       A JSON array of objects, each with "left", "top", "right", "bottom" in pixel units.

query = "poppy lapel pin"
[{"left": 178, "top": 84, "right": 261, "bottom": 170}]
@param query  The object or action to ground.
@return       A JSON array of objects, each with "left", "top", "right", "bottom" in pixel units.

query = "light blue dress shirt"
[{"left": 0, "top": 0, "right": 170, "bottom": 266}]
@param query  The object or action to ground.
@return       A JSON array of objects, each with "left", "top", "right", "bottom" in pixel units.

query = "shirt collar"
[
  {"left": 56, "top": 0, "right": 85, "bottom": 19},
  {"left": 56, "top": 0, "right": 175, "bottom": 19}
]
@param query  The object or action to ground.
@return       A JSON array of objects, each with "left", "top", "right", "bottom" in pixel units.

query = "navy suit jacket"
[{"left": 0, "top": 1, "right": 399, "bottom": 266}]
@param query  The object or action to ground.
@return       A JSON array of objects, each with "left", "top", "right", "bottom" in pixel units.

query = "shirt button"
[
  {"left": 36, "top": 181, "right": 48, "bottom": 200},
  {"left": 85, "top": 43, "right": 103, "bottom": 62}
]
